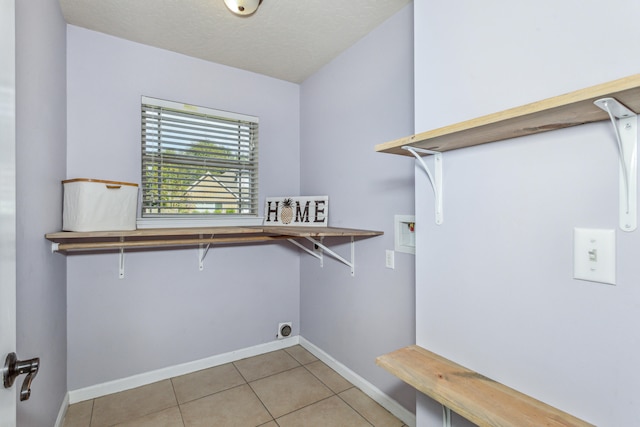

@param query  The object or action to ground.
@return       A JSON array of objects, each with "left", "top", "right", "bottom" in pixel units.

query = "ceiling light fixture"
[{"left": 223, "top": 0, "right": 263, "bottom": 16}]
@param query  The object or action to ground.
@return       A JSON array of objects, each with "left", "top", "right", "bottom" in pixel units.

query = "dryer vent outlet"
[{"left": 277, "top": 322, "right": 292, "bottom": 339}]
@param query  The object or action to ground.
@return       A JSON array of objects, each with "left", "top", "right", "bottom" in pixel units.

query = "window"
[{"left": 140, "top": 96, "right": 259, "bottom": 225}]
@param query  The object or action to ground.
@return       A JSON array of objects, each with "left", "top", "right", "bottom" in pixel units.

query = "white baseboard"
[
  {"left": 65, "top": 335, "right": 415, "bottom": 427},
  {"left": 68, "top": 336, "right": 299, "bottom": 404},
  {"left": 299, "top": 337, "right": 416, "bottom": 427},
  {"left": 54, "top": 393, "right": 69, "bottom": 427}
]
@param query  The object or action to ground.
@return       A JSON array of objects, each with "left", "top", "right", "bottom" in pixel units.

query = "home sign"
[{"left": 264, "top": 196, "right": 328, "bottom": 226}]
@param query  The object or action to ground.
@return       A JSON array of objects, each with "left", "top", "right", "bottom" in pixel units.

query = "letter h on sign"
[{"left": 265, "top": 200, "right": 279, "bottom": 222}]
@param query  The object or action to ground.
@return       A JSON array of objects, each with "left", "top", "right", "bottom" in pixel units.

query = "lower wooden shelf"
[
  {"left": 45, "top": 226, "right": 383, "bottom": 278},
  {"left": 376, "top": 345, "right": 594, "bottom": 427},
  {"left": 45, "top": 226, "right": 382, "bottom": 251}
]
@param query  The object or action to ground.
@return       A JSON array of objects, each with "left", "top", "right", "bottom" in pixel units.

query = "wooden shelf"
[
  {"left": 46, "top": 226, "right": 383, "bottom": 278},
  {"left": 376, "top": 74, "right": 640, "bottom": 156},
  {"left": 376, "top": 345, "right": 594, "bottom": 427},
  {"left": 45, "top": 226, "right": 382, "bottom": 252}
]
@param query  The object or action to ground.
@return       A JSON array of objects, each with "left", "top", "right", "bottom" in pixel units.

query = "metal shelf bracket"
[
  {"left": 594, "top": 97, "right": 638, "bottom": 232},
  {"left": 307, "top": 236, "right": 355, "bottom": 276},
  {"left": 442, "top": 405, "right": 452, "bottom": 427},
  {"left": 198, "top": 234, "right": 214, "bottom": 271},
  {"left": 287, "top": 238, "right": 323, "bottom": 267},
  {"left": 288, "top": 236, "right": 355, "bottom": 276},
  {"left": 403, "top": 146, "right": 443, "bottom": 225},
  {"left": 119, "top": 238, "right": 125, "bottom": 279}
]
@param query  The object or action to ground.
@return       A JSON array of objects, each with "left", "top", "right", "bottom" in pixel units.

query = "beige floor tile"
[
  {"left": 64, "top": 345, "right": 407, "bottom": 427},
  {"left": 114, "top": 406, "right": 184, "bottom": 427},
  {"left": 284, "top": 345, "right": 318, "bottom": 365},
  {"left": 305, "top": 360, "right": 353, "bottom": 393},
  {"left": 276, "top": 395, "right": 372, "bottom": 427},
  {"left": 339, "top": 388, "right": 404, "bottom": 427},
  {"left": 171, "top": 363, "right": 246, "bottom": 403},
  {"left": 62, "top": 400, "right": 93, "bottom": 427},
  {"left": 250, "top": 366, "right": 333, "bottom": 418},
  {"left": 180, "top": 384, "right": 272, "bottom": 427},
  {"left": 91, "top": 380, "right": 177, "bottom": 427},
  {"left": 233, "top": 349, "right": 300, "bottom": 382}
]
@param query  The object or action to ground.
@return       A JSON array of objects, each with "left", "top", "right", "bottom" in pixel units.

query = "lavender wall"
[
  {"left": 300, "top": 5, "right": 416, "bottom": 412},
  {"left": 66, "top": 27, "right": 301, "bottom": 389},
  {"left": 414, "top": 1, "right": 640, "bottom": 426},
  {"left": 15, "top": 0, "right": 68, "bottom": 424}
]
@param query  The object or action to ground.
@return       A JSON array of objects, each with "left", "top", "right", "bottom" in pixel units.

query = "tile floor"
[{"left": 62, "top": 345, "right": 407, "bottom": 427}]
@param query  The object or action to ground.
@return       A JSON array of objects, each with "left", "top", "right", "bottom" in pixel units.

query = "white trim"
[
  {"left": 54, "top": 393, "right": 69, "bottom": 427},
  {"left": 0, "top": 0, "right": 17, "bottom": 421},
  {"left": 141, "top": 96, "right": 259, "bottom": 123},
  {"left": 299, "top": 337, "right": 416, "bottom": 427},
  {"left": 68, "top": 336, "right": 299, "bottom": 404}
]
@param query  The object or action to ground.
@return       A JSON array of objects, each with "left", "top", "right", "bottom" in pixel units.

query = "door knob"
[{"left": 3, "top": 352, "right": 40, "bottom": 401}]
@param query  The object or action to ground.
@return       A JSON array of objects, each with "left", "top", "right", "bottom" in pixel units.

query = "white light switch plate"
[{"left": 573, "top": 228, "right": 616, "bottom": 285}]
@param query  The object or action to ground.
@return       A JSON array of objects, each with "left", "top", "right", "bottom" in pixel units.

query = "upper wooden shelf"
[
  {"left": 376, "top": 74, "right": 640, "bottom": 156},
  {"left": 376, "top": 345, "right": 594, "bottom": 427},
  {"left": 45, "top": 226, "right": 383, "bottom": 252}
]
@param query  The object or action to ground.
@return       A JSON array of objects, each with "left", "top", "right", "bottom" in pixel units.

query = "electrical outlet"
[{"left": 385, "top": 250, "right": 395, "bottom": 269}]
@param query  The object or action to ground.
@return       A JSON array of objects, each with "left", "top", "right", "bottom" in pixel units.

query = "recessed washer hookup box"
[{"left": 62, "top": 178, "right": 139, "bottom": 232}]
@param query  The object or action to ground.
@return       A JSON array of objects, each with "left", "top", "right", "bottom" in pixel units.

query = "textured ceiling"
[{"left": 59, "top": 0, "right": 411, "bottom": 83}]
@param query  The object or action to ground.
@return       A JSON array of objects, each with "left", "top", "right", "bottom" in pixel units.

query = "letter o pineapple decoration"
[{"left": 281, "top": 198, "right": 293, "bottom": 224}]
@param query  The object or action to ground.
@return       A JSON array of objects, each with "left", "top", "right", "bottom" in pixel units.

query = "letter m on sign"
[{"left": 296, "top": 201, "right": 310, "bottom": 223}]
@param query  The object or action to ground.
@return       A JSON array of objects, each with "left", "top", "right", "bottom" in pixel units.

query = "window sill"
[{"left": 136, "top": 216, "right": 265, "bottom": 229}]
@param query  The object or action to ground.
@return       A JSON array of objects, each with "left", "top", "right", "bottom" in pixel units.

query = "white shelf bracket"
[
  {"left": 118, "top": 237, "right": 125, "bottom": 279},
  {"left": 594, "top": 97, "right": 638, "bottom": 232},
  {"left": 287, "top": 238, "right": 322, "bottom": 261},
  {"left": 442, "top": 405, "right": 452, "bottom": 427},
  {"left": 316, "top": 237, "right": 324, "bottom": 268},
  {"left": 304, "top": 236, "right": 355, "bottom": 276},
  {"left": 402, "top": 146, "right": 443, "bottom": 225},
  {"left": 198, "top": 234, "right": 214, "bottom": 271}
]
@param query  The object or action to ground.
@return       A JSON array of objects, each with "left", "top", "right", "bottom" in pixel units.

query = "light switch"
[{"left": 573, "top": 228, "right": 616, "bottom": 285}]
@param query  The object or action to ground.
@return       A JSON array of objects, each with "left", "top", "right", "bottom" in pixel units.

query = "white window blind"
[{"left": 141, "top": 96, "right": 259, "bottom": 219}]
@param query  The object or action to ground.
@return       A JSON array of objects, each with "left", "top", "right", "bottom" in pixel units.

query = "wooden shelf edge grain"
[
  {"left": 376, "top": 74, "right": 640, "bottom": 156},
  {"left": 45, "top": 226, "right": 383, "bottom": 252},
  {"left": 259, "top": 226, "right": 383, "bottom": 238},
  {"left": 44, "top": 226, "right": 260, "bottom": 241},
  {"left": 376, "top": 345, "right": 594, "bottom": 427}
]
